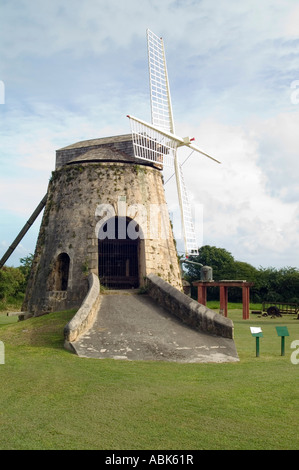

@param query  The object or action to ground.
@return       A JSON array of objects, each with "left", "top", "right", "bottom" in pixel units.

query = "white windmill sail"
[
  {"left": 176, "top": 159, "right": 199, "bottom": 256},
  {"left": 127, "top": 115, "right": 177, "bottom": 167},
  {"left": 147, "top": 28, "right": 175, "bottom": 133},
  {"left": 127, "top": 29, "right": 221, "bottom": 257}
]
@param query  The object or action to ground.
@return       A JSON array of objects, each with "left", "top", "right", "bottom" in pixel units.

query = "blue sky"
[{"left": 1, "top": 0, "right": 299, "bottom": 269}]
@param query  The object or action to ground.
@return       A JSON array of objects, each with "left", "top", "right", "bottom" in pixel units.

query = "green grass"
[
  {"left": 0, "top": 313, "right": 19, "bottom": 327},
  {"left": 206, "top": 300, "right": 263, "bottom": 310},
  {"left": 0, "top": 294, "right": 24, "bottom": 313},
  {"left": 0, "top": 307, "right": 299, "bottom": 450}
]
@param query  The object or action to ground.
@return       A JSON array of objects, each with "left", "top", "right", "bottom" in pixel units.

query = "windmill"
[{"left": 127, "top": 29, "right": 220, "bottom": 258}]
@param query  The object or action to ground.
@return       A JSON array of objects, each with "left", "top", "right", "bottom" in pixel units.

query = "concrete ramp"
[{"left": 71, "top": 292, "right": 239, "bottom": 363}]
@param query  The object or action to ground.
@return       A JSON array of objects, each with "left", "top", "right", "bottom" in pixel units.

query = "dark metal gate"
[{"left": 98, "top": 217, "right": 139, "bottom": 289}]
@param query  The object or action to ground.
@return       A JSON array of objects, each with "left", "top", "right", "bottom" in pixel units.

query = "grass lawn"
[{"left": 0, "top": 304, "right": 298, "bottom": 450}]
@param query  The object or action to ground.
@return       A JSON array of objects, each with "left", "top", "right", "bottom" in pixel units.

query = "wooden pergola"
[{"left": 192, "top": 280, "right": 254, "bottom": 320}]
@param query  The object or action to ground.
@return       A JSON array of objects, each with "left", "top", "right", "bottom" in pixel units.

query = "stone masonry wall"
[
  {"left": 146, "top": 273, "right": 234, "bottom": 339},
  {"left": 23, "top": 160, "right": 182, "bottom": 315}
]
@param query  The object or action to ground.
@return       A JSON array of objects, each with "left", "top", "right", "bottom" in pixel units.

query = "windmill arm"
[
  {"left": 127, "top": 115, "right": 184, "bottom": 145},
  {"left": 127, "top": 115, "right": 221, "bottom": 164},
  {"left": 186, "top": 142, "right": 221, "bottom": 164}
]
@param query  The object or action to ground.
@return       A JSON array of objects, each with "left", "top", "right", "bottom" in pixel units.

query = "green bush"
[
  {"left": 0, "top": 254, "right": 33, "bottom": 310},
  {"left": 0, "top": 267, "right": 25, "bottom": 302}
]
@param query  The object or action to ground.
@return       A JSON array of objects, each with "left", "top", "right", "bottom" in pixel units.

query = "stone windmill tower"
[
  {"left": 20, "top": 29, "right": 220, "bottom": 316},
  {"left": 22, "top": 134, "right": 182, "bottom": 315}
]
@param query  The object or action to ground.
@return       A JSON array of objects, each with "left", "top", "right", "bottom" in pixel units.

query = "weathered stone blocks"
[
  {"left": 23, "top": 135, "right": 182, "bottom": 315},
  {"left": 146, "top": 273, "right": 234, "bottom": 339}
]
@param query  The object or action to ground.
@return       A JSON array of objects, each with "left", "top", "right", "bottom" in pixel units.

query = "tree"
[
  {"left": 0, "top": 255, "right": 33, "bottom": 307},
  {"left": 0, "top": 266, "right": 25, "bottom": 302},
  {"left": 19, "top": 254, "right": 34, "bottom": 284},
  {"left": 185, "top": 245, "right": 236, "bottom": 300},
  {"left": 185, "top": 245, "right": 235, "bottom": 281},
  {"left": 185, "top": 246, "right": 299, "bottom": 304},
  {"left": 256, "top": 266, "right": 299, "bottom": 303},
  {"left": 278, "top": 267, "right": 299, "bottom": 303}
]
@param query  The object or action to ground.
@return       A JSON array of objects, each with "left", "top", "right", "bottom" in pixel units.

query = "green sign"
[
  {"left": 275, "top": 326, "right": 289, "bottom": 356},
  {"left": 275, "top": 326, "right": 289, "bottom": 337}
]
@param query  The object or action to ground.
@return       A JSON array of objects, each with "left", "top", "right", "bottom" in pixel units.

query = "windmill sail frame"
[
  {"left": 128, "top": 115, "right": 177, "bottom": 167},
  {"left": 128, "top": 29, "right": 220, "bottom": 257},
  {"left": 147, "top": 29, "right": 175, "bottom": 134}
]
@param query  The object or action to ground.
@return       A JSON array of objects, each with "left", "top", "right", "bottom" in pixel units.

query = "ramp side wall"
[{"left": 146, "top": 273, "right": 234, "bottom": 339}]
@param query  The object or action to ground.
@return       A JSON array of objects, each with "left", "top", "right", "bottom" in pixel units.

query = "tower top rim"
[
  {"left": 57, "top": 133, "right": 132, "bottom": 151},
  {"left": 55, "top": 134, "right": 162, "bottom": 170}
]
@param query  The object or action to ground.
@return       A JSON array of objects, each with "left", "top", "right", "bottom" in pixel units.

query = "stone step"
[{"left": 101, "top": 288, "right": 140, "bottom": 295}]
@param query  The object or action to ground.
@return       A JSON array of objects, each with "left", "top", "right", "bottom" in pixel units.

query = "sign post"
[
  {"left": 275, "top": 326, "right": 290, "bottom": 356},
  {"left": 250, "top": 327, "right": 263, "bottom": 357}
]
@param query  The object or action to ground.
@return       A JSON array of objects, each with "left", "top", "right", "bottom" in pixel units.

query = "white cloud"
[
  {"left": 167, "top": 118, "right": 299, "bottom": 267},
  {"left": 249, "top": 111, "right": 299, "bottom": 202},
  {"left": 284, "top": 4, "right": 299, "bottom": 37}
]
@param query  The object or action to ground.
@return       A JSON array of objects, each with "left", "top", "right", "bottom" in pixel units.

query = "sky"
[{"left": 1, "top": 0, "right": 299, "bottom": 269}]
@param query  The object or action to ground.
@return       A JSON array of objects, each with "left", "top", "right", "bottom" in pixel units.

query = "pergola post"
[
  {"left": 220, "top": 285, "right": 228, "bottom": 317},
  {"left": 242, "top": 285, "right": 250, "bottom": 320},
  {"left": 197, "top": 284, "right": 207, "bottom": 306}
]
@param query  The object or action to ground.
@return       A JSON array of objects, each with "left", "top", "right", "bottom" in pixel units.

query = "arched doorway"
[
  {"left": 49, "top": 252, "right": 70, "bottom": 291},
  {"left": 98, "top": 217, "right": 140, "bottom": 289}
]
